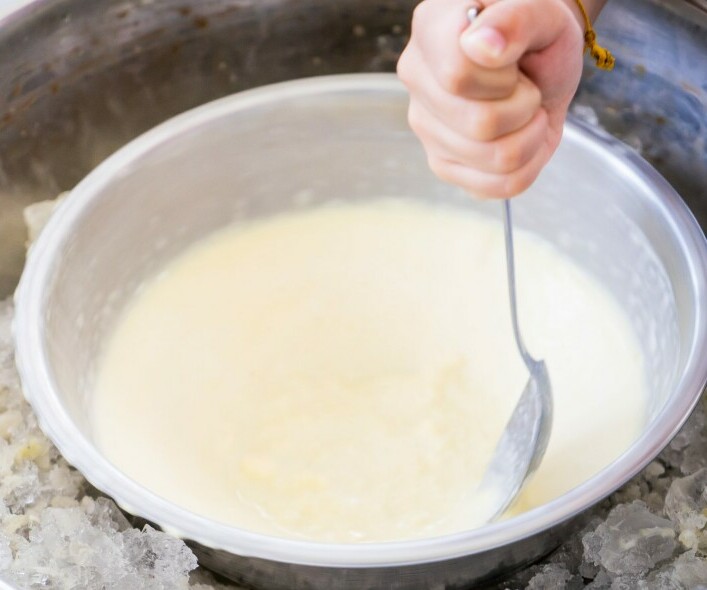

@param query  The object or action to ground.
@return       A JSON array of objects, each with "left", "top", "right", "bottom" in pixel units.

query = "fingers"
[
  {"left": 399, "top": 0, "right": 518, "bottom": 101},
  {"left": 402, "top": 57, "right": 541, "bottom": 142},
  {"left": 426, "top": 134, "right": 553, "bottom": 199},
  {"left": 408, "top": 102, "right": 549, "bottom": 175},
  {"left": 460, "top": 0, "right": 579, "bottom": 69},
  {"left": 398, "top": 43, "right": 517, "bottom": 102},
  {"left": 397, "top": 0, "right": 581, "bottom": 198}
]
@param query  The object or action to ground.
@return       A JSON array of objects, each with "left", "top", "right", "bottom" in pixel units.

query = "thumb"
[{"left": 460, "top": 0, "right": 579, "bottom": 69}]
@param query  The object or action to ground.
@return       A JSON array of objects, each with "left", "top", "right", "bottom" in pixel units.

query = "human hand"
[{"left": 397, "top": 0, "right": 591, "bottom": 198}]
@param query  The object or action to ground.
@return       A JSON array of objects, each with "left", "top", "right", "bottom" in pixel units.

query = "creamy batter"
[{"left": 92, "top": 199, "right": 647, "bottom": 543}]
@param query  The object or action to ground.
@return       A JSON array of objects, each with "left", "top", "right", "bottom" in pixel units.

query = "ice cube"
[
  {"left": 584, "top": 569, "right": 613, "bottom": 589},
  {"left": 607, "top": 574, "right": 648, "bottom": 589},
  {"left": 23, "top": 196, "right": 66, "bottom": 245},
  {"left": 664, "top": 468, "right": 707, "bottom": 550},
  {"left": 122, "top": 524, "right": 198, "bottom": 588},
  {"left": 582, "top": 501, "right": 677, "bottom": 576},
  {"left": 547, "top": 525, "right": 587, "bottom": 572},
  {"left": 571, "top": 104, "right": 600, "bottom": 127},
  {"left": 83, "top": 496, "right": 132, "bottom": 533},
  {"left": 647, "top": 550, "right": 707, "bottom": 589},
  {"left": 527, "top": 563, "right": 582, "bottom": 589},
  {"left": 5, "top": 501, "right": 198, "bottom": 589},
  {"left": 660, "top": 397, "right": 707, "bottom": 475}
]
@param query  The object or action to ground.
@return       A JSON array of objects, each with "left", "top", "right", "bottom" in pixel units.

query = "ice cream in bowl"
[{"left": 13, "top": 74, "right": 707, "bottom": 589}]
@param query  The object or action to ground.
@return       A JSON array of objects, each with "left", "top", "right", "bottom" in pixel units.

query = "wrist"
[{"left": 561, "top": 0, "right": 608, "bottom": 31}]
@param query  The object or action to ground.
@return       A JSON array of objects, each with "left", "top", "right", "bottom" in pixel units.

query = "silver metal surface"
[
  {"left": 466, "top": 6, "right": 481, "bottom": 22},
  {"left": 13, "top": 74, "right": 707, "bottom": 589},
  {"left": 1, "top": 0, "right": 706, "bottom": 588},
  {"left": 0, "top": 0, "right": 705, "bottom": 296},
  {"left": 476, "top": 201, "right": 553, "bottom": 522}
]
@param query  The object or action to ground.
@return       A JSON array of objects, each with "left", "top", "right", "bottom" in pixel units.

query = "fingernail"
[{"left": 462, "top": 26, "right": 507, "bottom": 58}]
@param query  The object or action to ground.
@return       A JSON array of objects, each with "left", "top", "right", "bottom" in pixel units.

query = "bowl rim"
[{"left": 13, "top": 73, "right": 707, "bottom": 568}]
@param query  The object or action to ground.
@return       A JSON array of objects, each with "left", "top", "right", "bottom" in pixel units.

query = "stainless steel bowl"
[{"left": 13, "top": 74, "right": 707, "bottom": 589}]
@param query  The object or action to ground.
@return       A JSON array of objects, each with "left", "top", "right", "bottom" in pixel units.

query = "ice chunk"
[
  {"left": 660, "top": 397, "right": 707, "bottom": 475},
  {"left": 644, "top": 461, "right": 666, "bottom": 480},
  {"left": 526, "top": 563, "right": 582, "bottom": 589},
  {"left": 584, "top": 569, "right": 613, "bottom": 589},
  {"left": 122, "top": 524, "right": 198, "bottom": 587},
  {"left": 23, "top": 195, "right": 67, "bottom": 245},
  {"left": 610, "top": 462, "right": 669, "bottom": 513},
  {"left": 6, "top": 500, "right": 197, "bottom": 589},
  {"left": 0, "top": 410, "right": 23, "bottom": 441},
  {"left": 83, "top": 496, "right": 132, "bottom": 533},
  {"left": 664, "top": 468, "right": 707, "bottom": 550},
  {"left": 550, "top": 518, "right": 602, "bottom": 574},
  {"left": 0, "top": 304, "right": 20, "bottom": 396},
  {"left": 647, "top": 550, "right": 707, "bottom": 589},
  {"left": 582, "top": 501, "right": 677, "bottom": 576},
  {"left": 570, "top": 104, "right": 600, "bottom": 127}
]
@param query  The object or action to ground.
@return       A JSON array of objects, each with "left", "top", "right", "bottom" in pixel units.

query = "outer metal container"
[
  {"left": 0, "top": 0, "right": 705, "bottom": 297},
  {"left": 1, "top": 0, "right": 706, "bottom": 588},
  {"left": 13, "top": 74, "right": 707, "bottom": 589}
]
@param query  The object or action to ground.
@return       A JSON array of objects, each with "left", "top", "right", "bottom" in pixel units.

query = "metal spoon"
[
  {"left": 463, "top": 0, "right": 553, "bottom": 525},
  {"left": 475, "top": 200, "right": 553, "bottom": 522}
]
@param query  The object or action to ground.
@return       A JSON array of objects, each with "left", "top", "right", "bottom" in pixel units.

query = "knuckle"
[
  {"left": 533, "top": 87, "right": 542, "bottom": 109},
  {"left": 406, "top": 103, "right": 425, "bottom": 134},
  {"left": 503, "top": 2, "right": 537, "bottom": 43},
  {"left": 500, "top": 67, "right": 520, "bottom": 92},
  {"left": 505, "top": 10, "right": 525, "bottom": 38},
  {"left": 411, "top": 1, "right": 430, "bottom": 31},
  {"left": 474, "top": 180, "right": 509, "bottom": 199},
  {"left": 467, "top": 106, "right": 501, "bottom": 141},
  {"left": 427, "top": 155, "right": 455, "bottom": 183},
  {"left": 525, "top": 80, "right": 542, "bottom": 109},
  {"left": 504, "top": 167, "right": 540, "bottom": 197},
  {"left": 396, "top": 49, "right": 414, "bottom": 87},
  {"left": 494, "top": 141, "right": 526, "bottom": 173},
  {"left": 487, "top": 178, "right": 514, "bottom": 199},
  {"left": 436, "top": 60, "right": 465, "bottom": 95}
]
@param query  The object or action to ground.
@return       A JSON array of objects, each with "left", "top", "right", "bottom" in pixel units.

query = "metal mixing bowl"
[{"left": 13, "top": 74, "right": 707, "bottom": 589}]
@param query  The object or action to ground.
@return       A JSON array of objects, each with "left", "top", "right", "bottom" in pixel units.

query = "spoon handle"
[{"left": 502, "top": 200, "right": 535, "bottom": 369}]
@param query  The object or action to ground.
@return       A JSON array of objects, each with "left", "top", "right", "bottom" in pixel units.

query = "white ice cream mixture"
[{"left": 92, "top": 198, "right": 647, "bottom": 543}]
